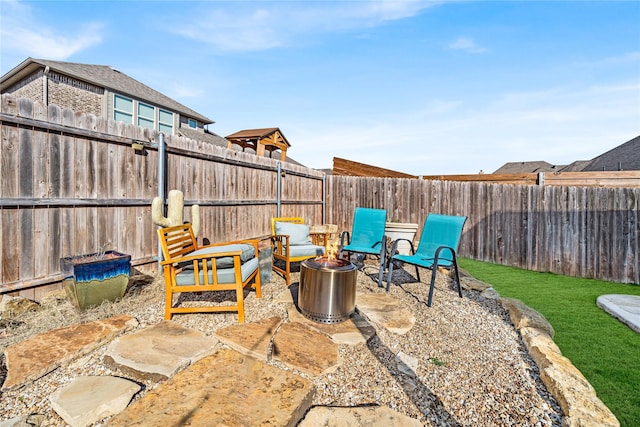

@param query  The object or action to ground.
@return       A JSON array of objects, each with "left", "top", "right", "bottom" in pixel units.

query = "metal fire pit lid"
[{"left": 302, "top": 257, "right": 356, "bottom": 271}]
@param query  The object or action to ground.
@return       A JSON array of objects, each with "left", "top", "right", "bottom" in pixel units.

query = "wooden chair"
[
  {"left": 271, "top": 217, "right": 326, "bottom": 286},
  {"left": 157, "top": 223, "right": 261, "bottom": 323}
]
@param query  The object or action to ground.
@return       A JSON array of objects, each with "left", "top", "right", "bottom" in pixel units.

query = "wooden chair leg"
[
  {"left": 163, "top": 268, "right": 173, "bottom": 320},
  {"left": 236, "top": 284, "right": 245, "bottom": 323},
  {"left": 254, "top": 272, "right": 262, "bottom": 298},
  {"left": 285, "top": 260, "right": 291, "bottom": 286}
]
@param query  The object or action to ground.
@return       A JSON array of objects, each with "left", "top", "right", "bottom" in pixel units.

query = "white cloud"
[
  {"left": 171, "top": 1, "right": 439, "bottom": 52},
  {"left": 288, "top": 80, "right": 639, "bottom": 175},
  {"left": 448, "top": 36, "right": 488, "bottom": 54},
  {"left": 0, "top": 0, "right": 103, "bottom": 60}
]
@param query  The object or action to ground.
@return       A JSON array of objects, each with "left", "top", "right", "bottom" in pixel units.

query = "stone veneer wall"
[
  {"left": 3, "top": 70, "right": 45, "bottom": 104},
  {"left": 3, "top": 70, "right": 103, "bottom": 117},
  {"left": 47, "top": 72, "right": 103, "bottom": 117}
]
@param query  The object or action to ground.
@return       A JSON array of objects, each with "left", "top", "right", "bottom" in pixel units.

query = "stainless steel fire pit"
[{"left": 299, "top": 257, "right": 357, "bottom": 324}]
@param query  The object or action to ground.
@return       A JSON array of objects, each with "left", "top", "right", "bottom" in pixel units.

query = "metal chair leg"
[{"left": 385, "top": 258, "right": 395, "bottom": 292}]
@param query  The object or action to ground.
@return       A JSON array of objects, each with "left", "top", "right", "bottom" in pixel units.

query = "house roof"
[
  {"left": 0, "top": 57, "right": 213, "bottom": 124},
  {"left": 178, "top": 127, "right": 229, "bottom": 148},
  {"left": 493, "top": 161, "right": 564, "bottom": 174},
  {"left": 582, "top": 135, "right": 640, "bottom": 171},
  {"left": 558, "top": 160, "right": 592, "bottom": 172}
]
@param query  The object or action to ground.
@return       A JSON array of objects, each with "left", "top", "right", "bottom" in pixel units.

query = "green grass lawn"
[{"left": 459, "top": 258, "right": 640, "bottom": 427}]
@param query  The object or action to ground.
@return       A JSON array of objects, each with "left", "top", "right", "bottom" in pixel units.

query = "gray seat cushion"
[
  {"left": 175, "top": 257, "right": 259, "bottom": 285},
  {"left": 284, "top": 245, "right": 325, "bottom": 258}
]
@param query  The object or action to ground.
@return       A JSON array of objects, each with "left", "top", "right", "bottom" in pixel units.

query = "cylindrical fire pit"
[{"left": 299, "top": 257, "right": 357, "bottom": 324}]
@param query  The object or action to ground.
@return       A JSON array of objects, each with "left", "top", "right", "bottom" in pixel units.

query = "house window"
[
  {"left": 113, "top": 95, "right": 133, "bottom": 124},
  {"left": 188, "top": 119, "right": 197, "bottom": 128},
  {"left": 159, "top": 109, "right": 174, "bottom": 134},
  {"left": 112, "top": 95, "right": 174, "bottom": 134},
  {"left": 138, "top": 102, "right": 155, "bottom": 129}
]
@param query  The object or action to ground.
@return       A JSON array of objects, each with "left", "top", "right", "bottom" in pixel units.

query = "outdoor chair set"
[
  {"left": 338, "top": 208, "right": 467, "bottom": 306},
  {"left": 156, "top": 208, "right": 466, "bottom": 323}
]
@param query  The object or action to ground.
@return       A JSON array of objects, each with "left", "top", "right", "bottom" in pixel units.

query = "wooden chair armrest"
[{"left": 161, "top": 250, "right": 244, "bottom": 266}]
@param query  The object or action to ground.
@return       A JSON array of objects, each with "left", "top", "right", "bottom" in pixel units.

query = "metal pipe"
[
  {"left": 322, "top": 174, "right": 326, "bottom": 224},
  {"left": 157, "top": 133, "right": 166, "bottom": 269},
  {"left": 277, "top": 161, "right": 282, "bottom": 217},
  {"left": 43, "top": 66, "right": 50, "bottom": 105}
]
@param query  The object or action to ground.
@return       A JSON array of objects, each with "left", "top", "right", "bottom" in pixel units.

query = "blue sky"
[{"left": 1, "top": 0, "right": 639, "bottom": 174}]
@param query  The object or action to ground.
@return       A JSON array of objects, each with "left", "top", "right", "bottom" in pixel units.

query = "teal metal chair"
[
  {"left": 385, "top": 213, "right": 467, "bottom": 306},
  {"left": 339, "top": 207, "right": 387, "bottom": 286}
]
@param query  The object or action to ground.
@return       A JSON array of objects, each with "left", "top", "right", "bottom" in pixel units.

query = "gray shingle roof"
[
  {"left": 559, "top": 160, "right": 591, "bottom": 172},
  {"left": 178, "top": 127, "right": 229, "bottom": 148},
  {"left": 582, "top": 135, "right": 640, "bottom": 171},
  {"left": 493, "top": 161, "right": 564, "bottom": 174},
  {"left": 1, "top": 58, "right": 212, "bottom": 124}
]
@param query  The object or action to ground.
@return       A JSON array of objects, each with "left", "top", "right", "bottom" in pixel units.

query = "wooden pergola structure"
[{"left": 226, "top": 128, "right": 290, "bottom": 161}]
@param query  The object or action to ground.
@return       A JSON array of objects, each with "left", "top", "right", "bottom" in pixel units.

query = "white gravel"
[{"left": 0, "top": 260, "right": 562, "bottom": 426}]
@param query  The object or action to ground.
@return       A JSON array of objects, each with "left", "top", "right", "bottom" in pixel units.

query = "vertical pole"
[
  {"left": 276, "top": 161, "right": 282, "bottom": 217},
  {"left": 322, "top": 174, "right": 326, "bottom": 224},
  {"left": 157, "top": 133, "right": 166, "bottom": 269}
]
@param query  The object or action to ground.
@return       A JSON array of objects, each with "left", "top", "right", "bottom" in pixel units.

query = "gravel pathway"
[{"left": 0, "top": 262, "right": 562, "bottom": 426}]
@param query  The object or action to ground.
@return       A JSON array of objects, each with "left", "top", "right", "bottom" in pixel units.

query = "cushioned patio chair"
[
  {"left": 385, "top": 213, "right": 467, "bottom": 306},
  {"left": 157, "top": 223, "right": 261, "bottom": 323},
  {"left": 271, "top": 217, "right": 326, "bottom": 286},
  {"left": 339, "top": 207, "right": 387, "bottom": 286}
]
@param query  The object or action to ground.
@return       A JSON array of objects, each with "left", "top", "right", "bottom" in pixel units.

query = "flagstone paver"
[
  {"left": 288, "top": 306, "right": 376, "bottom": 345},
  {"left": 2, "top": 315, "right": 138, "bottom": 391},
  {"left": 355, "top": 292, "right": 415, "bottom": 334},
  {"left": 49, "top": 376, "right": 141, "bottom": 427},
  {"left": 272, "top": 321, "right": 340, "bottom": 376},
  {"left": 299, "top": 405, "right": 423, "bottom": 427},
  {"left": 103, "top": 321, "right": 218, "bottom": 382},
  {"left": 214, "top": 316, "right": 283, "bottom": 361},
  {"left": 107, "top": 349, "right": 315, "bottom": 427}
]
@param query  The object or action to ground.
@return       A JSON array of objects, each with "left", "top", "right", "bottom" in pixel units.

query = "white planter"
[{"left": 385, "top": 222, "right": 419, "bottom": 255}]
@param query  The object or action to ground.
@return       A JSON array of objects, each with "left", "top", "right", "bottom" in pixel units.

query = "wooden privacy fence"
[
  {"left": 2, "top": 94, "right": 638, "bottom": 300},
  {"left": 325, "top": 176, "right": 639, "bottom": 285},
  {"left": 0, "top": 95, "right": 324, "bottom": 298}
]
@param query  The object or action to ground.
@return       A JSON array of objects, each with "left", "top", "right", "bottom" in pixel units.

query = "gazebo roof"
[{"left": 225, "top": 128, "right": 290, "bottom": 161}]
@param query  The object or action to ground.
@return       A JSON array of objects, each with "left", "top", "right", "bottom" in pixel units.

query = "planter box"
[
  {"left": 385, "top": 222, "right": 419, "bottom": 255},
  {"left": 60, "top": 251, "right": 131, "bottom": 310}
]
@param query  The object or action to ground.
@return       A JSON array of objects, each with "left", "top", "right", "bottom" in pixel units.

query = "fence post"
[
  {"left": 537, "top": 172, "right": 545, "bottom": 186},
  {"left": 277, "top": 161, "right": 282, "bottom": 217},
  {"left": 157, "top": 133, "right": 166, "bottom": 269}
]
